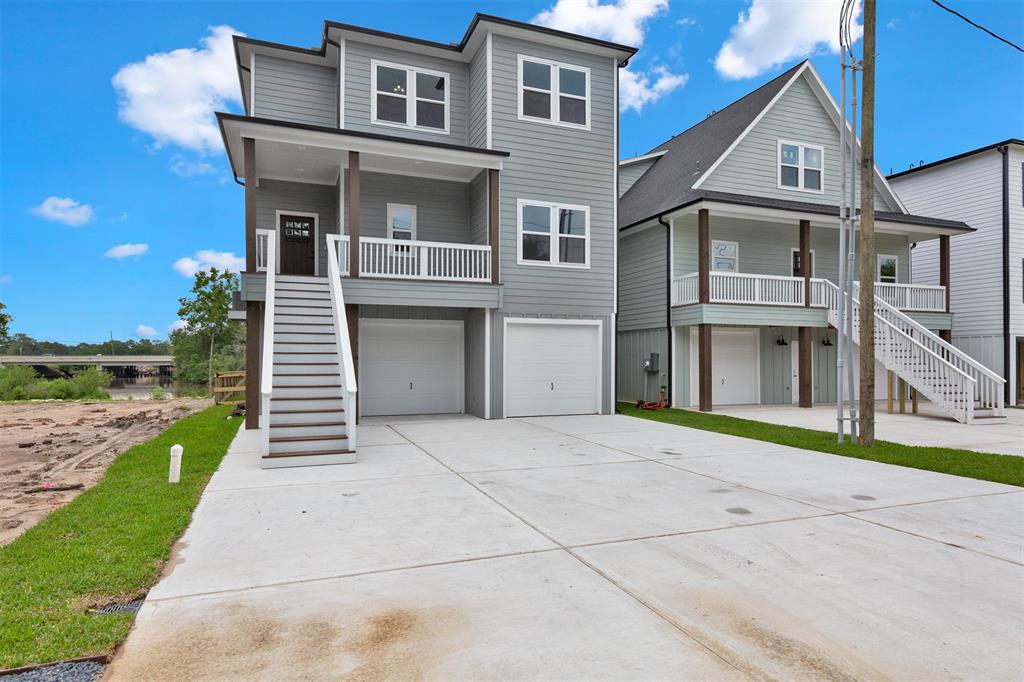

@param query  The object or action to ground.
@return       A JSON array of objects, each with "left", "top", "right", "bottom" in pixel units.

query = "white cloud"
[
  {"left": 170, "top": 155, "right": 216, "bottom": 177},
  {"left": 533, "top": 0, "right": 686, "bottom": 113},
  {"left": 0, "top": 274, "right": 12, "bottom": 285},
  {"left": 168, "top": 319, "right": 188, "bottom": 333},
  {"left": 715, "top": 0, "right": 862, "bottom": 80},
  {"left": 109, "top": 212, "right": 129, "bottom": 224},
  {"left": 620, "top": 67, "right": 688, "bottom": 112},
  {"left": 30, "top": 196, "right": 95, "bottom": 226},
  {"left": 886, "top": 18, "right": 898, "bottom": 29},
  {"left": 112, "top": 25, "right": 243, "bottom": 153},
  {"left": 136, "top": 324, "right": 157, "bottom": 338},
  {"left": 676, "top": 16, "right": 697, "bottom": 27},
  {"left": 105, "top": 243, "right": 150, "bottom": 259},
  {"left": 533, "top": 0, "right": 668, "bottom": 46},
  {"left": 173, "top": 249, "right": 245, "bottom": 277}
]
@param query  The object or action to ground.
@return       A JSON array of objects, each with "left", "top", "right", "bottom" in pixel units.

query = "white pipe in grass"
[{"left": 169, "top": 444, "right": 183, "bottom": 483}]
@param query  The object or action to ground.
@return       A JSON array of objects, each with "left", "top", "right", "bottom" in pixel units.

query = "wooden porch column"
[
  {"left": 488, "top": 169, "right": 500, "bottom": 284},
  {"left": 348, "top": 151, "right": 360, "bottom": 277},
  {"left": 698, "top": 324, "right": 712, "bottom": 412},
  {"left": 243, "top": 137, "right": 260, "bottom": 430},
  {"left": 939, "top": 234, "right": 952, "bottom": 343},
  {"left": 698, "top": 209, "right": 710, "bottom": 304},
  {"left": 800, "top": 219, "right": 811, "bottom": 306},
  {"left": 346, "top": 303, "right": 359, "bottom": 424},
  {"left": 798, "top": 327, "right": 813, "bottom": 408}
]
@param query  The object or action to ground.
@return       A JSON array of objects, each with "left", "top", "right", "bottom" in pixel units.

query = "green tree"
[
  {"left": 176, "top": 268, "right": 239, "bottom": 391},
  {"left": 0, "top": 302, "right": 11, "bottom": 342}
]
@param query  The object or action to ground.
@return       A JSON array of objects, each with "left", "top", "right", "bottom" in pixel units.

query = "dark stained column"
[
  {"left": 488, "top": 169, "right": 500, "bottom": 284},
  {"left": 698, "top": 208, "right": 710, "bottom": 304},
  {"left": 698, "top": 324, "right": 712, "bottom": 412},
  {"left": 347, "top": 304, "right": 359, "bottom": 424},
  {"left": 243, "top": 137, "right": 259, "bottom": 429},
  {"left": 348, "top": 151, "right": 360, "bottom": 277},
  {"left": 799, "top": 327, "right": 813, "bottom": 408}
]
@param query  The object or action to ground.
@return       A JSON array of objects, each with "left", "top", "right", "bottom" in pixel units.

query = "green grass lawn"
[
  {"left": 0, "top": 405, "right": 240, "bottom": 670},
  {"left": 618, "top": 403, "right": 1024, "bottom": 488}
]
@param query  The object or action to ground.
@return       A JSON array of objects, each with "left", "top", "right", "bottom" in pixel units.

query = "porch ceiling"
[{"left": 219, "top": 113, "right": 506, "bottom": 185}]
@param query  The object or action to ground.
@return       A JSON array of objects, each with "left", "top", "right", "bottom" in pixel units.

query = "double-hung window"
[
  {"left": 877, "top": 254, "right": 898, "bottom": 283},
  {"left": 387, "top": 203, "right": 416, "bottom": 255},
  {"left": 711, "top": 240, "right": 739, "bottom": 272},
  {"left": 778, "top": 140, "right": 824, "bottom": 192},
  {"left": 518, "top": 199, "right": 590, "bottom": 267},
  {"left": 372, "top": 60, "right": 449, "bottom": 133},
  {"left": 518, "top": 55, "right": 589, "bottom": 129}
]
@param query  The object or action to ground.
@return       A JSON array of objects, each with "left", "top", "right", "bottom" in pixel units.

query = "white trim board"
[{"left": 275, "top": 209, "right": 320, "bottom": 276}]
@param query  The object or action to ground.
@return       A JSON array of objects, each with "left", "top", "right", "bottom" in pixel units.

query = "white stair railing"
[
  {"left": 821, "top": 280, "right": 983, "bottom": 424},
  {"left": 326, "top": 234, "right": 358, "bottom": 452},
  {"left": 258, "top": 229, "right": 276, "bottom": 455},
  {"left": 851, "top": 282, "right": 1004, "bottom": 417}
]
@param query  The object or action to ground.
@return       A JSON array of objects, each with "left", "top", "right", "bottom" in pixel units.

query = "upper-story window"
[
  {"left": 518, "top": 199, "right": 590, "bottom": 268},
  {"left": 518, "top": 55, "right": 590, "bottom": 129},
  {"left": 778, "top": 140, "right": 823, "bottom": 193},
  {"left": 371, "top": 60, "right": 449, "bottom": 134}
]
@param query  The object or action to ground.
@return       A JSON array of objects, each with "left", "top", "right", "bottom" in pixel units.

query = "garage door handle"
[
  {"left": 409, "top": 382, "right": 413, "bottom": 390},
  {"left": 550, "top": 382, "right": 554, "bottom": 391}
]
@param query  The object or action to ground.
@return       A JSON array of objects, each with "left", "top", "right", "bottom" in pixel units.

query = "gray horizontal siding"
[
  {"left": 469, "top": 171, "right": 488, "bottom": 246},
  {"left": 255, "top": 179, "right": 339, "bottom": 276},
  {"left": 616, "top": 328, "right": 668, "bottom": 403},
  {"left": 344, "top": 40, "right": 469, "bottom": 145},
  {"left": 359, "top": 305, "right": 467, "bottom": 320},
  {"left": 618, "top": 159, "right": 657, "bottom": 198},
  {"left": 254, "top": 54, "right": 337, "bottom": 127},
  {"left": 618, "top": 226, "right": 667, "bottom": 331},
  {"left": 672, "top": 304, "right": 829, "bottom": 327},
  {"left": 342, "top": 277, "right": 500, "bottom": 308},
  {"left": 700, "top": 74, "right": 897, "bottom": 212},
  {"left": 490, "top": 34, "right": 616, "bottom": 316},
  {"left": 343, "top": 170, "right": 472, "bottom": 243},
  {"left": 468, "top": 42, "right": 488, "bottom": 148}
]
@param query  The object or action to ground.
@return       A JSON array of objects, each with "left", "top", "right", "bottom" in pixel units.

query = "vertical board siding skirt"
[
  {"left": 243, "top": 137, "right": 259, "bottom": 429},
  {"left": 698, "top": 323, "right": 712, "bottom": 411},
  {"left": 698, "top": 209, "right": 710, "bottom": 304},
  {"left": 799, "top": 326, "right": 813, "bottom": 407},
  {"left": 348, "top": 151, "right": 361, "bottom": 277},
  {"left": 488, "top": 169, "right": 500, "bottom": 284},
  {"left": 347, "top": 304, "right": 359, "bottom": 423}
]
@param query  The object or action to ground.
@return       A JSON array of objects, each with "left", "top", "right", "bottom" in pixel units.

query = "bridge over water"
[{"left": 0, "top": 355, "right": 174, "bottom": 367}]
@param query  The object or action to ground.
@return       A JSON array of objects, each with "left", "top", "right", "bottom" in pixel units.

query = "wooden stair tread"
[
  {"left": 270, "top": 408, "right": 345, "bottom": 414},
  {"left": 270, "top": 434, "right": 347, "bottom": 443},
  {"left": 270, "top": 421, "right": 346, "bottom": 428},
  {"left": 270, "top": 396, "right": 344, "bottom": 401}
]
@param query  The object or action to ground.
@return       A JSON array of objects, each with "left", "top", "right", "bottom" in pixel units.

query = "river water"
[{"left": 107, "top": 376, "right": 208, "bottom": 400}]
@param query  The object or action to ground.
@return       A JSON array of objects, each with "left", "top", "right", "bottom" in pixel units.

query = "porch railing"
[
  {"left": 357, "top": 237, "right": 490, "bottom": 282},
  {"left": 671, "top": 271, "right": 947, "bottom": 313}
]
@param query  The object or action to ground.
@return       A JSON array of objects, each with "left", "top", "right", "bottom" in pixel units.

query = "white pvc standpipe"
[{"left": 169, "top": 444, "right": 183, "bottom": 484}]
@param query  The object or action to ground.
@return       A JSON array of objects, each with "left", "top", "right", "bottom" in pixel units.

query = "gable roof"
[
  {"left": 617, "top": 62, "right": 804, "bottom": 228},
  {"left": 887, "top": 138, "right": 1024, "bottom": 180},
  {"left": 619, "top": 60, "right": 911, "bottom": 229}
]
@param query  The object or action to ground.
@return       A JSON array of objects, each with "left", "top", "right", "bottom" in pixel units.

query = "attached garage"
[
  {"left": 690, "top": 327, "right": 760, "bottom": 406},
  {"left": 359, "top": 319, "right": 464, "bottom": 417},
  {"left": 504, "top": 320, "right": 602, "bottom": 417}
]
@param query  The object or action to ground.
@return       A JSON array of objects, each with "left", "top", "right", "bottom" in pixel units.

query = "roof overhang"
[
  {"left": 619, "top": 150, "right": 667, "bottom": 167},
  {"left": 888, "top": 139, "right": 1024, "bottom": 180},
  {"left": 218, "top": 114, "right": 507, "bottom": 185},
  {"left": 620, "top": 195, "right": 973, "bottom": 241}
]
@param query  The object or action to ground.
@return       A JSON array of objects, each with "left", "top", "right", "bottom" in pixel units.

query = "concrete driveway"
[{"left": 106, "top": 415, "right": 1024, "bottom": 680}]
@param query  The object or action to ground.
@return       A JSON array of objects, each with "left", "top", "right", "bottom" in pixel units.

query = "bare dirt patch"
[{"left": 0, "top": 399, "right": 211, "bottom": 545}]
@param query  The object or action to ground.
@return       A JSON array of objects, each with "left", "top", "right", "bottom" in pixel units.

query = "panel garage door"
[
  {"left": 691, "top": 328, "right": 759, "bottom": 406},
  {"left": 360, "top": 320, "right": 463, "bottom": 416},
  {"left": 505, "top": 321, "right": 601, "bottom": 417}
]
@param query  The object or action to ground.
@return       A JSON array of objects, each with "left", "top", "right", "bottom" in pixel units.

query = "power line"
[{"left": 929, "top": 0, "right": 1024, "bottom": 53}]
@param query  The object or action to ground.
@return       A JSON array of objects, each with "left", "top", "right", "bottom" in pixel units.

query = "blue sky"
[{"left": 1, "top": 0, "right": 1021, "bottom": 343}]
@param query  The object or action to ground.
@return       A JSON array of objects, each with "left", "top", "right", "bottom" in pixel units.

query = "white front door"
[
  {"left": 360, "top": 320, "right": 464, "bottom": 416},
  {"left": 504, "top": 321, "right": 602, "bottom": 417},
  {"left": 691, "top": 328, "right": 759, "bottom": 406}
]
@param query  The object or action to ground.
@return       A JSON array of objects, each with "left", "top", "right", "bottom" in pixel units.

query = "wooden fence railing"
[{"left": 213, "top": 371, "right": 245, "bottom": 405}]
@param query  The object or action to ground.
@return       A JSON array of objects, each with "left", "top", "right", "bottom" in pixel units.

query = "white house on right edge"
[{"left": 889, "top": 139, "right": 1024, "bottom": 406}]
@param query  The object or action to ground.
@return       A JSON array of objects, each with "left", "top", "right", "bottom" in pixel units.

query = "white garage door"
[
  {"left": 504, "top": 321, "right": 602, "bottom": 417},
  {"left": 360, "top": 320, "right": 463, "bottom": 417},
  {"left": 691, "top": 328, "right": 759, "bottom": 406}
]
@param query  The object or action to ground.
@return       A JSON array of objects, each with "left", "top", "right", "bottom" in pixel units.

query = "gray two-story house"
[
  {"left": 616, "top": 61, "right": 1005, "bottom": 424},
  {"left": 221, "top": 15, "right": 636, "bottom": 466}
]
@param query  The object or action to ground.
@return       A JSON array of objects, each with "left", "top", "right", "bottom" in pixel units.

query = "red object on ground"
[{"left": 637, "top": 390, "right": 666, "bottom": 410}]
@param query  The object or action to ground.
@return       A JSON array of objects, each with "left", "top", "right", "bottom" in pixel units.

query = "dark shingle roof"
[{"left": 618, "top": 62, "right": 806, "bottom": 229}]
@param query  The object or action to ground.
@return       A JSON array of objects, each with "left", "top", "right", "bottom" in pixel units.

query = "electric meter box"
[{"left": 643, "top": 352, "right": 659, "bottom": 374}]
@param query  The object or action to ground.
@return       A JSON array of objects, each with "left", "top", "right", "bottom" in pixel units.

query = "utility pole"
[{"left": 858, "top": 0, "right": 877, "bottom": 445}]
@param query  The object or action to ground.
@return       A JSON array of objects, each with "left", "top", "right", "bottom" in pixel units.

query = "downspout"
[
  {"left": 999, "top": 144, "right": 1010, "bottom": 402},
  {"left": 658, "top": 214, "right": 673, "bottom": 405}
]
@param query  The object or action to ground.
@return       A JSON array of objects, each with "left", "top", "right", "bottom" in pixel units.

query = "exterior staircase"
[
  {"left": 817, "top": 280, "right": 1005, "bottom": 424},
  {"left": 256, "top": 229, "right": 358, "bottom": 469}
]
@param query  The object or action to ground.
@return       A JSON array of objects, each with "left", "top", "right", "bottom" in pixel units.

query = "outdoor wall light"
[
  {"left": 776, "top": 335, "right": 788, "bottom": 346},
  {"left": 822, "top": 337, "right": 834, "bottom": 347}
]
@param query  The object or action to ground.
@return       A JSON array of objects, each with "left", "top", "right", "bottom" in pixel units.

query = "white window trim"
[
  {"left": 386, "top": 203, "right": 417, "bottom": 241},
  {"left": 516, "top": 54, "right": 591, "bottom": 131},
  {"left": 790, "top": 247, "right": 816, "bottom": 277},
  {"left": 711, "top": 239, "right": 740, "bottom": 272},
  {"left": 877, "top": 254, "right": 898, "bottom": 283},
  {"left": 777, "top": 139, "right": 825, "bottom": 194},
  {"left": 370, "top": 59, "right": 450, "bottom": 135},
  {"left": 275, "top": 210, "right": 319, "bottom": 276},
  {"left": 516, "top": 198, "right": 591, "bottom": 269}
]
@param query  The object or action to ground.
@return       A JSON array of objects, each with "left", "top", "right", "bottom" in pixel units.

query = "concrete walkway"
[
  {"left": 106, "top": 415, "right": 1023, "bottom": 680},
  {"left": 716, "top": 402, "right": 1024, "bottom": 456}
]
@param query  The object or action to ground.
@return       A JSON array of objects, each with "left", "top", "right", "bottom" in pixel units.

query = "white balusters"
[{"left": 355, "top": 237, "right": 490, "bottom": 282}]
